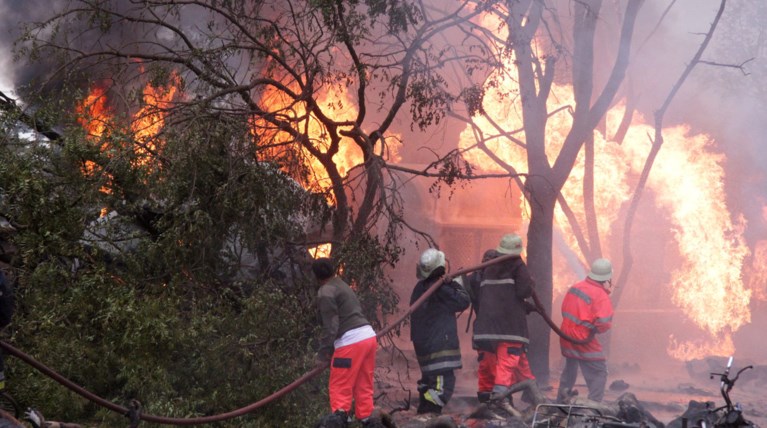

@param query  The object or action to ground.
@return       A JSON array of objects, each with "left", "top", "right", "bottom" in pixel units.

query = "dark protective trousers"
[
  {"left": 558, "top": 357, "right": 608, "bottom": 402},
  {"left": 417, "top": 370, "right": 456, "bottom": 414}
]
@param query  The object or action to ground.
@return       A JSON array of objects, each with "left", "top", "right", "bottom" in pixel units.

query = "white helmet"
[
  {"left": 496, "top": 233, "right": 523, "bottom": 256},
  {"left": 417, "top": 248, "right": 446, "bottom": 279},
  {"left": 588, "top": 258, "right": 612, "bottom": 282}
]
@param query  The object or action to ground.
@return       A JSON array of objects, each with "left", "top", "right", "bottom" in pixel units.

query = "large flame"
[
  {"left": 745, "top": 239, "right": 767, "bottom": 301},
  {"left": 78, "top": 74, "right": 181, "bottom": 167},
  {"left": 77, "top": 74, "right": 182, "bottom": 216},
  {"left": 747, "top": 206, "right": 767, "bottom": 301},
  {"left": 253, "top": 83, "right": 400, "bottom": 199},
  {"left": 130, "top": 71, "right": 181, "bottom": 166},
  {"left": 618, "top": 118, "right": 751, "bottom": 359},
  {"left": 76, "top": 84, "right": 115, "bottom": 200},
  {"left": 77, "top": 85, "right": 111, "bottom": 139},
  {"left": 458, "top": 11, "right": 753, "bottom": 360},
  {"left": 252, "top": 75, "right": 401, "bottom": 258}
]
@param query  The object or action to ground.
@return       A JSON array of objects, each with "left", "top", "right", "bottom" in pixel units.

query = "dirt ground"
[
  {"left": 377, "top": 346, "right": 766, "bottom": 427},
  {"left": 604, "top": 358, "right": 767, "bottom": 427}
]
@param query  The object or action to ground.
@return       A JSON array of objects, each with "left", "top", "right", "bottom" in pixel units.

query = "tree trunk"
[{"left": 525, "top": 176, "right": 557, "bottom": 386}]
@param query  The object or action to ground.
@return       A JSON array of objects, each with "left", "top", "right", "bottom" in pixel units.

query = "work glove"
[
  {"left": 24, "top": 408, "right": 43, "bottom": 428},
  {"left": 523, "top": 299, "right": 538, "bottom": 314}
]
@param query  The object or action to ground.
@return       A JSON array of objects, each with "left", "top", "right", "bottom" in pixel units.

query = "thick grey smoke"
[{"left": 1, "top": 0, "right": 69, "bottom": 90}]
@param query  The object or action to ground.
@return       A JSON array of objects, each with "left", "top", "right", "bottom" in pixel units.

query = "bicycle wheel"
[{"left": 0, "top": 391, "right": 20, "bottom": 419}]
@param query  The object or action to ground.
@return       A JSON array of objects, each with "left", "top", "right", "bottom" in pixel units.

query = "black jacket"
[
  {"left": 473, "top": 256, "right": 534, "bottom": 347},
  {"left": 409, "top": 267, "right": 470, "bottom": 375}
]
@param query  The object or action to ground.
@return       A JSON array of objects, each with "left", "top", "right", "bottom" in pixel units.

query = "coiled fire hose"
[{"left": 0, "top": 253, "right": 590, "bottom": 425}]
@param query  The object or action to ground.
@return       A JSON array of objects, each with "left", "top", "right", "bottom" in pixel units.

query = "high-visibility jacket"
[{"left": 559, "top": 278, "right": 613, "bottom": 361}]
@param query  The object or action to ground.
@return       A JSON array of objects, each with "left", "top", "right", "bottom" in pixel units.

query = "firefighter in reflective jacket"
[
  {"left": 410, "top": 248, "right": 470, "bottom": 416},
  {"left": 472, "top": 233, "right": 537, "bottom": 414},
  {"left": 466, "top": 249, "right": 498, "bottom": 405},
  {"left": 558, "top": 258, "right": 615, "bottom": 402}
]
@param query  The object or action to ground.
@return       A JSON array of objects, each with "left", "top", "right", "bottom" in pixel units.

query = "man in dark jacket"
[
  {"left": 410, "top": 248, "right": 470, "bottom": 417},
  {"left": 313, "top": 258, "right": 378, "bottom": 426},
  {"left": 466, "top": 249, "right": 498, "bottom": 405},
  {"left": 472, "top": 234, "right": 537, "bottom": 415}
]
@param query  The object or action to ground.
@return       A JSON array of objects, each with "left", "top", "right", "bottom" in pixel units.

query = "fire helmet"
[
  {"left": 588, "top": 258, "right": 613, "bottom": 282},
  {"left": 496, "top": 233, "right": 523, "bottom": 256},
  {"left": 417, "top": 248, "right": 446, "bottom": 279}
]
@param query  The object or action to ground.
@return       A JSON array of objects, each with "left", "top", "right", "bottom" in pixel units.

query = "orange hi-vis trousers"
[
  {"left": 329, "top": 336, "right": 377, "bottom": 420},
  {"left": 493, "top": 341, "right": 535, "bottom": 393},
  {"left": 477, "top": 350, "right": 497, "bottom": 393}
]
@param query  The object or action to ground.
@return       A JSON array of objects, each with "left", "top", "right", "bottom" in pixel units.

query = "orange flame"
[
  {"left": 309, "top": 243, "right": 333, "bottom": 259},
  {"left": 458, "top": 11, "right": 753, "bottom": 361},
  {"left": 253, "top": 82, "right": 400, "bottom": 202},
  {"left": 76, "top": 85, "right": 115, "bottom": 203},
  {"left": 77, "top": 74, "right": 182, "bottom": 217},
  {"left": 745, "top": 239, "right": 767, "bottom": 301},
  {"left": 77, "top": 85, "right": 111, "bottom": 139},
  {"left": 130, "top": 71, "right": 181, "bottom": 166}
]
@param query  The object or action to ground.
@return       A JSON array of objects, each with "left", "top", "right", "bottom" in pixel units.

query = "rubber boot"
[
  {"left": 556, "top": 386, "right": 576, "bottom": 404},
  {"left": 489, "top": 391, "right": 522, "bottom": 418},
  {"left": 522, "top": 381, "right": 548, "bottom": 406}
]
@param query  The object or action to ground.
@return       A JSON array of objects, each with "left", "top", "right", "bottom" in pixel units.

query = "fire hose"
[
  {"left": 0, "top": 253, "right": 590, "bottom": 425},
  {"left": 529, "top": 288, "right": 597, "bottom": 345}
]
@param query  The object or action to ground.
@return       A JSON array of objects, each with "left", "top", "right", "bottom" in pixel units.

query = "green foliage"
[
  {"left": 1, "top": 0, "right": 475, "bottom": 423},
  {"left": 462, "top": 84, "right": 486, "bottom": 117},
  {"left": 406, "top": 73, "right": 454, "bottom": 131},
  {"left": 336, "top": 234, "right": 400, "bottom": 330},
  {"left": 0, "top": 108, "right": 340, "bottom": 426}
]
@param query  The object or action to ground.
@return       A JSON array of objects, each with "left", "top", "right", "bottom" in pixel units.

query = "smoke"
[
  {"left": 640, "top": 1, "right": 767, "bottom": 243},
  {"left": 0, "top": 0, "right": 70, "bottom": 91},
  {"left": 3, "top": 0, "right": 766, "bottom": 378}
]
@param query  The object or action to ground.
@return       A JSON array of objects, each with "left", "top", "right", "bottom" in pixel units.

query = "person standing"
[
  {"left": 313, "top": 258, "right": 378, "bottom": 426},
  {"left": 557, "top": 258, "right": 615, "bottom": 402},
  {"left": 466, "top": 249, "right": 498, "bottom": 405},
  {"left": 410, "top": 248, "right": 471, "bottom": 417},
  {"left": 472, "top": 233, "right": 538, "bottom": 415}
]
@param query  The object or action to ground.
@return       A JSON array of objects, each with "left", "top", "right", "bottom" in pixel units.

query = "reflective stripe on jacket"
[
  {"left": 472, "top": 256, "right": 534, "bottom": 346},
  {"left": 559, "top": 278, "right": 614, "bottom": 361},
  {"left": 410, "top": 270, "right": 471, "bottom": 375}
]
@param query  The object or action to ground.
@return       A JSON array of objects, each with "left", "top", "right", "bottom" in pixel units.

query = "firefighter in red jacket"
[{"left": 557, "top": 258, "right": 614, "bottom": 402}]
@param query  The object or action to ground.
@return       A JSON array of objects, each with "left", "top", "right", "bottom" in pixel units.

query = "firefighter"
[
  {"left": 409, "top": 248, "right": 470, "bottom": 418},
  {"left": 313, "top": 258, "right": 378, "bottom": 426},
  {"left": 472, "top": 233, "right": 538, "bottom": 416},
  {"left": 557, "top": 258, "right": 615, "bottom": 403},
  {"left": 466, "top": 249, "right": 499, "bottom": 405}
]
